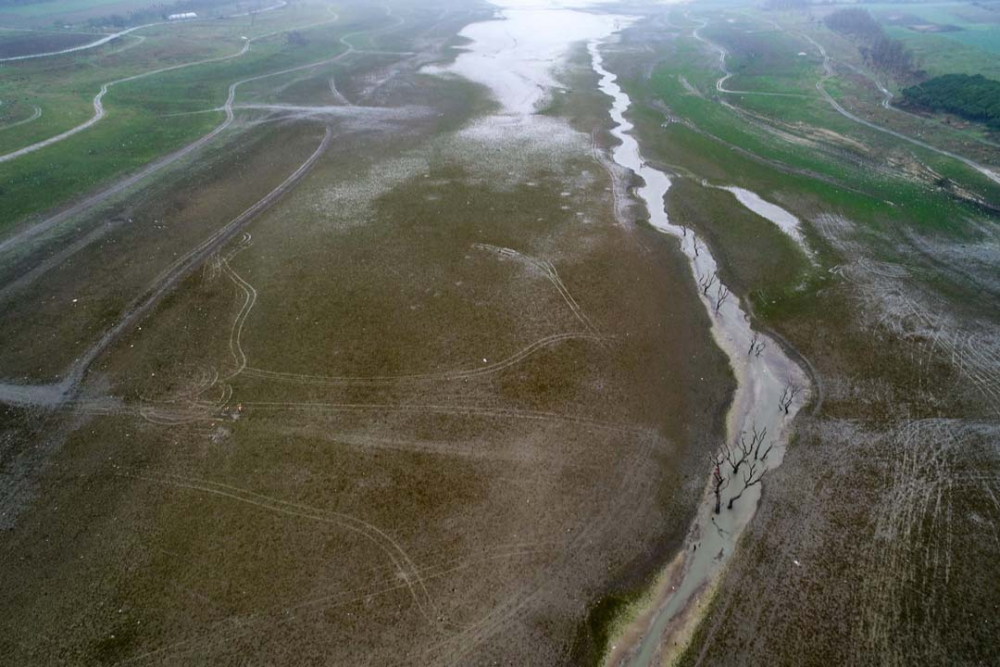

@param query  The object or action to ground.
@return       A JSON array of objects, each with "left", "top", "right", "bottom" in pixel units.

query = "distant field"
[
  {"left": 0, "top": 28, "right": 96, "bottom": 56},
  {"left": 864, "top": 1, "right": 1000, "bottom": 55},
  {"left": 889, "top": 26, "right": 1000, "bottom": 78},
  {"left": 0, "top": 0, "right": 161, "bottom": 18}
]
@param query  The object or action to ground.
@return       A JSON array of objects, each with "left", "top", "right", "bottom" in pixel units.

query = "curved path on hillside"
[
  {"left": 0, "top": 36, "right": 254, "bottom": 164},
  {"left": 0, "top": 126, "right": 331, "bottom": 407},
  {"left": 0, "top": 10, "right": 405, "bottom": 286},
  {"left": 0, "top": 16, "right": 355, "bottom": 256},
  {"left": 0, "top": 22, "right": 163, "bottom": 63},
  {"left": 0, "top": 1, "right": 289, "bottom": 63},
  {"left": 798, "top": 31, "right": 1000, "bottom": 186},
  {"left": 0, "top": 105, "right": 41, "bottom": 132},
  {"left": 690, "top": 15, "right": 1000, "bottom": 186},
  {"left": 690, "top": 18, "right": 811, "bottom": 99},
  {"left": 836, "top": 58, "right": 1000, "bottom": 151}
]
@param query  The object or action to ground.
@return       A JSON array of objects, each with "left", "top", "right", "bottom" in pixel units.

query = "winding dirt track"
[
  {"left": 0, "top": 22, "right": 163, "bottom": 63},
  {"left": 689, "top": 15, "right": 1000, "bottom": 186},
  {"left": 690, "top": 18, "right": 811, "bottom": 100},
  {"left": 0, "top": 105, "right": 41, "bottom": 132},
  {"left": 836, "top": 55, "right": 1000, "bottom": 150},
  {"left": 0, "top": 32, "right": 260, "bottom": 164},
  {"left": 799, "top": 31, "right": 1000, "bottom": 186},
  {"left": 0, "top": 127, "right": 331, "bottom": 407},
  {"left": 0, "top": 1, "right": 291, "bottom": 63},
  {"left": 0, "top": 13, "right": 364, "bottom": 258}
]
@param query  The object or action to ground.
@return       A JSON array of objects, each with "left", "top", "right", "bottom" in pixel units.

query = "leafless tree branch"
[
  {"left": 699, "top": 271, "right": 717, "bottom": 296},
  {"left": 714, "top": 283, "right": 730, "bottom": 314},
  {"left": 779, "top": 381, "right": 801, "bottom": 415},
  {"left": 727, "top": 460, "right": 766, "bottom": 510}
]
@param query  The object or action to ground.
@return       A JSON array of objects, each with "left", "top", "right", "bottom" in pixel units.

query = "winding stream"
[
  {"left": 430, "top": 0, "right": 812, "bottom": 660},
  {"left": 589, "top": 39, "right": 809, "bottom": 666}
]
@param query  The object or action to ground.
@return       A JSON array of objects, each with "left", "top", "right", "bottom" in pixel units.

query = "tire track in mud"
[
  {"left": 236, "top": 401, "right": 654, "bottom": 438},
  {"left": 0, "top": 128, "right": 331, "bottom": 407},
  {"left": 242, "top": 332, "right": 609, "bottom": 386},
  {"left": 0, "top": 21, "right": 165, "bottom": 63},
  {"left": 0, "top": 10, "right": 418, "bottom": 296},
  {"left": 110, "top": 535, "right": 557, "bottom": 665},
  {"left": 220, "top": 236, "right": 257, "bottom": 381},
  {"left": 119, "top": 471, "right": 441, "bottom": 628},
  {"left": 420, "top": 430, "right": 663, "bottom": 666},
  {"left": 827, "top": 237, "right": 1000, "bottom": 416},
  {"left": 472, "top": 243, "right": 602, "bottom": 338},
  {"left": 0, "top": 10, "right": 350, "bottom": 255},
  {"left": 852, "top": 419, "right": 1000, "bottom": 666},
  {"left": 229, "top": 240, "right": 609, "bottom": 388},
  {"left": 0, "top": 105, "right": 41, "bottom": 132}
]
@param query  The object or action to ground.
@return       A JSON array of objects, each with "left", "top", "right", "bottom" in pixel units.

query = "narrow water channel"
[{"left": 589, "top": 38, "right": 810, "bottom": 666}]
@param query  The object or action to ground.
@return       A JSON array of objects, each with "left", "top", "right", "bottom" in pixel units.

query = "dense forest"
[
  {"left": 901, "top": 74, "right": 1000, "bottom": 129},
  {"left": 824, "top": 8, "right": 921, "bottom": 81}
]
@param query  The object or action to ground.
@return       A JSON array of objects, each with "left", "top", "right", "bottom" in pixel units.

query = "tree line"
[
  {"left": 824, "top": 8, "right": 921, "bottom": 82},
  {"left": 901, "top": 74, "right": 1000, "bottom": 130}
]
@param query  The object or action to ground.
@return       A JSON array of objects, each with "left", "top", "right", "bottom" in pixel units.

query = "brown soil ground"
[{"left": 0, "top": 3, "right": 735, "bottom": 665}]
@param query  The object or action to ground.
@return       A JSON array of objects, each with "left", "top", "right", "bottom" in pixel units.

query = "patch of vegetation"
[
  {"left": 573, "top": 589, "right": 645, "bottom": 666},
  {"left": 900, "top": 73, "right": 1000, "bottom": 129},
  {"left": 0, "top": 10, "right": 370, "bottom": 228}
]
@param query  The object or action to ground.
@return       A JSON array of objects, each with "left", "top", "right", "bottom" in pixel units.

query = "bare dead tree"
[
  {"left": 722, "top": 434, "right": 752, "bottom": 476},
  {"left": 759, "top": 440, "right": 775, "bottom": 461},
  {"left": 727, "top": 461, "right": 766, "bottom": 510},
  {"left": 748, "top": 331, "right": 765, "bottom": 357},
  {"left": 779, "top": 382, "right": 801, "bottom": 414},
  {"left": 699, "top": 271, "right": 717, "bottom": 296},
  {"left": 681, "top": 225, "right": 688, "bottom": 238},
  {"left": 714, "top": 283, "right": 730, "bottom": 314},
  {"left": 748, "top": 423, "right": 768, "bottom": 460},
  {"left": 693, "top": 237, "right": 700, "bottom": 258},
  {"left": 712, "top": 459, "right": 729, "bottom": 515}
]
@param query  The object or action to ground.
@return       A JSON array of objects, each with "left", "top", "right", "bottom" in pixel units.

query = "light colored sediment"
[
  {"left": 708, "top": 183, "right": 813, "bottom": 258},
  {"left": 589, "top": 37, "right": 810, "bottom": 667},
  {"left": 423, "top": 0, "right": 623, "bottom": 116}
]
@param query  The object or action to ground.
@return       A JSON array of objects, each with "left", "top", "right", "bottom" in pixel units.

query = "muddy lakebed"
[
  {"left": 16, "top": 0, "right": 986, "bottom": 663},
  {"left": 0, "top": 0, "right": 742, "bottom": 664}
]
